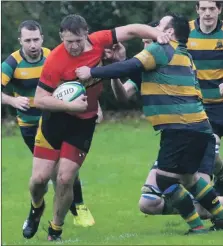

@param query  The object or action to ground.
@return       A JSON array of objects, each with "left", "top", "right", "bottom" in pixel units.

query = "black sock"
[
  {"left": 70, "top": 174, "right": 84, "bottom": 215},
  {"left": 73, "top": 175, "right": 83, "bottom": 204}
]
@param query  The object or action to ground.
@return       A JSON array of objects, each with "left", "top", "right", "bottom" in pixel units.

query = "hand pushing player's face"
[
  {"left": 196, "top": 1, "right": 221, "bottom": 28},
  {"left": 143, "top": 16, "right": 173, "bottom": 48},
  {"left": 60, "top": 30, "right": 87, "bottom": 56},
  {"left": 19, "top": 28, "right": 43, "bottom": 59}
]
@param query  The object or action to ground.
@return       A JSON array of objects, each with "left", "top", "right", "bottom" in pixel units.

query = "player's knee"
[
  {"left": 139, "top": 184, "right": 163, "bottom": 215},
  {"left": 31, "top": 173, "right": 49, "bottom": 185},
  {"left": 57, "top": 170, "right": 75, "bottom": 186},
  {"left": 139, "top": 197, "right": 162, "bottom": 215},
  {"left": 57, "top": 159, "right": 80, "bottom": 185}
]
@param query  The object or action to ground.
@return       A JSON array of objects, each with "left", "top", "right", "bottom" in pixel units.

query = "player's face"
[
  {"left": 60, "top": 30, "right": 87, "bottom": 56},
  {"left": 196, "top": 1, "right": 222, "bottom": 28},
  {"left": 158, "top": 16, "right": 173, "bottom": 33},
  {"left": 19, "top": 28, "right": 43, "bottom": 59}
]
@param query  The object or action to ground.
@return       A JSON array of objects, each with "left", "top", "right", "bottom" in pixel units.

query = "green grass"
[{"left": 2, "top": 120, "right": 223, "bottom": 245}]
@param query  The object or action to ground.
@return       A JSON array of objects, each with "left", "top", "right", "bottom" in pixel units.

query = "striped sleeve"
[
  {"left": 134, "top": 43, "right": 168, "bottom": 71},
  {"left": 1, "top": 55, "right": 17, "bottom": 87}
]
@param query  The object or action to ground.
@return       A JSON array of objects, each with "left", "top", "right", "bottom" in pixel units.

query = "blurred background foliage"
[{"left": 1, "top": 1, "right": 222, "bottom": 117}]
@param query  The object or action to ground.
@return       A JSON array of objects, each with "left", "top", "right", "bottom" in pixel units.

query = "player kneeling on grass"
[
  {"left": 96, "top": 20, "right": 223, "bottom": 222},
  {"left": 76, "top": 13, "right": 223, "bottom": 234}
]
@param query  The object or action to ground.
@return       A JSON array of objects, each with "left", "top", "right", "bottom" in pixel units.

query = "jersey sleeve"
[
  {"left": 126, "top": 79, "right": 139, "bottom": 92},
  {"left": 1, "top": 55, "right": 17, "bottom": 89},
  {"left": 89, "top": 30, "right": 117, "bottom": 48},
  {"left": 134, "top": 43, "right": 168, "bottom": 71},
  {"left": 38, "top": 55, "right": 61, "bottom": 93}
]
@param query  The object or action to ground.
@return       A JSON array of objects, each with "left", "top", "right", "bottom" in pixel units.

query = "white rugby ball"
[{"left": 53, "top": 81, "right": 86, "bottom": 102}]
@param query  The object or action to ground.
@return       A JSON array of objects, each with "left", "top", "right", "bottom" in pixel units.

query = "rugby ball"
[{"left": 53, "top": 81, "right": 86, "bottom": 102}]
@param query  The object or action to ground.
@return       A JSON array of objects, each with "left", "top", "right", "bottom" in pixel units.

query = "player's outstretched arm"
[
  {"left": 115, "top": 24, "right": 171, "bottom": 44},
  {"left": 76, "top": 57, "right": 144, "bottom": 81}
]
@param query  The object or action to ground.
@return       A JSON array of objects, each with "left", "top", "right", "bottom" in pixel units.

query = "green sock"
[
  {"left": 164, "top": 184, "right": 204, "bottom": 230},
  {"left": 189, "top": 177, "right": 223, "bottom": 220}
]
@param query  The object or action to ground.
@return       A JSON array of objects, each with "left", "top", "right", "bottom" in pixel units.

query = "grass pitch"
[{"left": 2, "top": 120, "right": 223, "bottom": 245}]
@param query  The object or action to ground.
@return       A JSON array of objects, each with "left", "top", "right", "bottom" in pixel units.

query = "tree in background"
[{"left": 2, "top": 1, "right": 220, "bottom": 114}]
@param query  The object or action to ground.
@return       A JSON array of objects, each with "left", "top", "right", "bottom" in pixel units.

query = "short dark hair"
[
  {"left": 60, "top": 14, "right": 88, "bottom": 35},
  {"left": 147, "top": 20, "right": 160, "bottom": 28},
  {"left": 18, "top": 20, "right": 42, "bottom": 36},
  {"left": 196, "top": 1, "right": 222, "bottom": 9},
  {"left": 165, "top": 13, "right": 190, "bottom": 44}
]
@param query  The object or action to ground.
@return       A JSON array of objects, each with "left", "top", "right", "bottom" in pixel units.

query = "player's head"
[
  {"left": 59, "top": 14, "right": 89, "bottom": 56},
  {"left": 18, "top": 20, "right": 43, "bottom": 59},
  {"left": 158, "top": 13, "right": 190, "bottom": 44},
  {"left": 196, "top": 1, "right": 222, "bottom": 29}
]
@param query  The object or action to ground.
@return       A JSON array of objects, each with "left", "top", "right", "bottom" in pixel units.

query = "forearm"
[
  {"left": 111, "top": 79, "right": 129, "bottom": 103},
  {"left": 34, "top": 95, "right": 71, "bottom": 112},
  {"left": 116, "top": 24, "right": 161, "bottom": 42},
  {"left": 91, "top": 57, "right": 143, "bottom": 79},
  {"left": 1, "top": 92, "right": 15, "bottom": 107}
]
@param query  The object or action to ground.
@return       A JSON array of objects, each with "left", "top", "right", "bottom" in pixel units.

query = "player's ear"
[
  {"left": 167, "top": 28, "right": 174, "bottom": 36},
  {"left": 196, "top": 5, "right": 199, "bottom": 15},
  {"left": 18, "top": 37, "right": 22, "bottom": 46},
  {"left": 59, "top": 32, "right": 63, "bottom": 41},
  {"left": 41, "top": 35, "right": 44, "bottom": 42}
]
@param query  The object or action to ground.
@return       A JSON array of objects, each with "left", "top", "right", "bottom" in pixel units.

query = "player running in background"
[
  {"left": 1, "top": 20, "right": 95, "bottom": 228},
  {"left": 187, "top": 1, "right": 223, "bottom": 196}
]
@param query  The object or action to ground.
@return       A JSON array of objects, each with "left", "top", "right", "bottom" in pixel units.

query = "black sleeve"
[
  {"left": 111, "top": 29, "right": 118, "bottom": 44},
  {"left": 91, "top": 57, "right": 145, "bottom": 79},
  {"left": 129, "top": 72, "right": 142, "bottom": 91}
]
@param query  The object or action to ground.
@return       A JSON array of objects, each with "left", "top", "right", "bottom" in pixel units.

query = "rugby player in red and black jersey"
[{"left": 22, "top": 14, "right": 171, "bottom": 241}]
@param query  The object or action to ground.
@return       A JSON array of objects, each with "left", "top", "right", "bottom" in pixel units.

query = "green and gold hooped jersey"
[
  {"left": 134, "top": 41, "right": 211, "bottom": 133},
  {"left": 187, "top": 19, "right": 223, "bottom": 105},
  {"left": 1, "top": 47, "right": 51, "bottom": 126}
]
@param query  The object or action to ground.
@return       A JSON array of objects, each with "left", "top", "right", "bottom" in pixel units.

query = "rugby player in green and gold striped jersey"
[
  {"left": 76, "top": 13, "right": 223, "bottom": 234},
  {"left": 187, "top": 1, "right": 223, "bottom": 196},
  {"left": 1, "top": 20, "right": 95, "bottom": 228},
  {"left": 2, "top": 20, "right": 50, "bottom": 150}
]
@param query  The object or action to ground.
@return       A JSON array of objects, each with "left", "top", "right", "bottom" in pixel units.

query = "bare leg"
[
  {"left": 30, "top": 157, "right": 56, "bottom": 204},
  {"left": 53, "top": 158, "right": 80, "bottom": 226}
]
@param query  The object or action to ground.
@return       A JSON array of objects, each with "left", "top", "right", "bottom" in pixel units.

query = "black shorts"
[
  {"left": 210, "top": 121, "right": 223, "bottom": 138},
  {"left": 157, "top": 129, "right": 215, "bottom": 175},
  {"left": 20, "top": 125, "right": 38, "bottom": 153},
  {"left": 34, "top": 111, "right": 97, "bottom": 165}
]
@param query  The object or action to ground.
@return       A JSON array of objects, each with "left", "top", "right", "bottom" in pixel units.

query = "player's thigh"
[
  {"left": 20, "top": 125, "right": 38, "bottom": 153},
  {"left": 198, "top": 134, "right": 216, "bottom": 178},
  {"left": 57, "top": 158, "right": 80, "bottom": 185},
  {"left": 157, "top": 130, "right": 211, "bottom": 175},
  {"left": 62, "top": 116, "right": 97, "bottom": 166},
  {"left": 34, "top": 112, "right": 66, "bottom": 162},
  {"left": 31, "top": 157, "right": 57, "bottom": 183}
]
